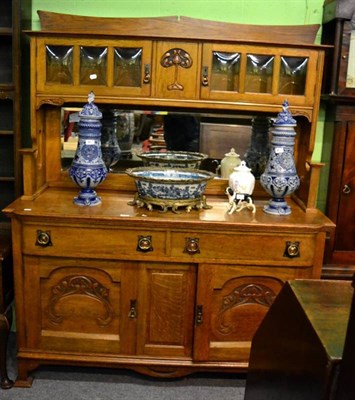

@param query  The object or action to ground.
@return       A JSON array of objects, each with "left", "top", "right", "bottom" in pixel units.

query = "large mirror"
[{"left": 61, "top": 107, "right": 272, "bottom": 179}]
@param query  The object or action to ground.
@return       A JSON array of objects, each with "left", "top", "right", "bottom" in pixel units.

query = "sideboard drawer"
[
  {"left": 170, "top": 232, "right": 316, "bottom": 265},
  {"left": 22, "top": 225, "right": 167, "bottom": 258}
]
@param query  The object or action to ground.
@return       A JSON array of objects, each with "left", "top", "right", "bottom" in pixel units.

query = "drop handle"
[
  {"left": 343, "top": 184, "right": 351, "bottom": 195},
  {"left": 128, "top": 299, "right": 137, "bottom": 319},
  {"left": 202, "top": 66, "right": 209, "bottom": 86},
  {"left": 143, "top": 64, "right": 151, "bottom": 84},
  {"left": 195, "top": 305, "right": 203, "bottom": 325}
]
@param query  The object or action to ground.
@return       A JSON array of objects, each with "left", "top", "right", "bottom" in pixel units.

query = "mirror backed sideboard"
[{"left": 3, "top": 12, "right": 334, "bottom": 385}]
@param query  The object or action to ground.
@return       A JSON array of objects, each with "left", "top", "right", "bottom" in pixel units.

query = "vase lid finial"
[
  {"left": 79, "top": 91, "right": 102, "bottom": 120},
  {"left": 274, "top": 100, "right": 296, "bottom": 126}
]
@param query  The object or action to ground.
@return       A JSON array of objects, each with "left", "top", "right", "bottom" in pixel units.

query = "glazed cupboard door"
[
  {"left": 22, "top": 256, "right": 135, "bottom": 355},
  {"left": 193, "top": 264, "right": 302, "bottom": 363},
  {"left": 34, "top": 37, "right": 152, "bottom": 97},
  {"left": 135, "top": 262, "right": 196, "bottom": 359},
  {"left": 200, "top": 43, "right": 319, "bottom": 107}
]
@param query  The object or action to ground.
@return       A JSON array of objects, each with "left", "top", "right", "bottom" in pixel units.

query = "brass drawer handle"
[
  {"left": 137, "top": 235, "right": 153, "bottom": 252},
  {"left": 184, "top": 237, "right": 200, "bottom": 254},
  {"left": 35, "top": 230, "right": 52, "bottom": 247},
  {"left": 284, "top": 241, "right": 300, "bottom": 258}
]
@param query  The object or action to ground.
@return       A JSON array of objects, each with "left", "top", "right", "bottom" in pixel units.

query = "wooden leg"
[
  {"left": 14, "top": 360, "right": 35, "bottom": 388},
  {"left": 0, "top": 305, "right": 13, "bottom": 389}
]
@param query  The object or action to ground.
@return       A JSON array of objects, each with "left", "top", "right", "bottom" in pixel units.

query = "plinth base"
[
  {"left": 73, "top": 188, "right": 101, "bottom": 206},
  {"left": 263, "top": 198, "right": 291, "bottom": 216}
]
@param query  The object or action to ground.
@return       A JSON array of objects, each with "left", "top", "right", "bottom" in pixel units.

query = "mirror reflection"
[{"left": 61, "top": 107, "right": 271, "bottom": 178}]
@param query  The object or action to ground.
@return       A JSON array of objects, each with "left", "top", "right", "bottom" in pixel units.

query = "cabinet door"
[
  {"left": 154, "top": 41, "right": 200, "bottom": 100},
  {"left": 334, "top": 121, "right": 355, "bottom": 253},
  {"left": 36, "top": 37, "right": 152, "bottom": 97},
  {"left": 23, "top": 255, "right": 133, "bottom": 355},
  {"left": 194, "top": 264, "right": 304, "bottom": 362},
  {"left": 200, "top": 43, "right": 319, "bottom": 107},
  {"left": 136, "top": 262, "right": 196, "bottom": 359}
]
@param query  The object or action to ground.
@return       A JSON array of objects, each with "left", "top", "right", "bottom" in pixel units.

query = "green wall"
[
  {"left": 32, "top": 0, "right": 325, "bottom": 29},
  {"left": 31, "top": 0, "right": 330, "bottom": 210}
]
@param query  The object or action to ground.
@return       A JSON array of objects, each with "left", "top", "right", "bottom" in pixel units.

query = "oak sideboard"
[{"left": 3, "top": 12, "right": 334, "bottom": 385}]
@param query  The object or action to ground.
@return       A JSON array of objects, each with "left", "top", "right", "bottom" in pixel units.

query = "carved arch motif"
[
  {"left": 47, "top": 274, "right": 113, "bottom": 327},
  {"left": 215, "top": 276, "right": 284, "bottom": 335}
]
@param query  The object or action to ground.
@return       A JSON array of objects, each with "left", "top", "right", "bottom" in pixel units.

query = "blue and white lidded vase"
[
  {"left": 69, "top": 91, "right": 108, "bottom": 206},
  {"left": 260, "top": 100, "right": 300, "bottom": 215}
]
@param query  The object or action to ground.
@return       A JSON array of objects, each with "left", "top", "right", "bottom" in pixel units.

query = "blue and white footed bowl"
[
  {"left": 126, "top": 167, "right": 215, "bottom": 212},
  {"left": 137, "top": 151, "right": 208, "bottom": 169}
]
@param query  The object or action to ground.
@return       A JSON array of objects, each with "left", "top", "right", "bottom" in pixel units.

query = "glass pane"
[
  {"left": 211, "top": 52, "right": 240, "bottom": 91},
  {"left": 46, "top": 45, "right": 73, "bottom": 84},
  {"left": 279, "top": 56, "right": 308, "bottom": 95},
  {"left": 114, "top": 47, "right": 142, "bottom": 87},
  {"left": 245, "top": 54, "right": 274, "bottom": 93},
  {"left": 346, "top": 30, "right": 355, "bottom": 88},
  {"left": 80, "top": 46, "right": 107, "bottom": 85}
]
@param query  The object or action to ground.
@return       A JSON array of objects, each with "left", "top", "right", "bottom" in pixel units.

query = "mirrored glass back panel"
[{"left": 60, "top": 108, "right": 273, "bottom": 178}]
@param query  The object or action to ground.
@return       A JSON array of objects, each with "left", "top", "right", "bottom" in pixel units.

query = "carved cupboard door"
[
  {"left": 194, "top": 264, "right": 288, "bottom": 362},
  {"left": 154, "top": 41, "right": 200, "bottom": 100},
  {"left": 135, "top": 262, "right": 196, "bottom": 359},
  {"left": 23, "top": 256, "right": 135, "bottom": 355}
]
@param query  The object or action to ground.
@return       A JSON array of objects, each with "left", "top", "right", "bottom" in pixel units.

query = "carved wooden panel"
[
  {"left": 210, "top": 275, "right": 284, "bottom": 342},
  {"left": 154, "top": 41, "right": 199, "bottom": 100},
  {"left": 24, "top": 256, "right": 124, "bottom": 354},
  {"left": 46, "top": 274, "right": 114, "bottom": 327},
  {"left": 160, "top": 48, "right": 193, "bottom": 91}
]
